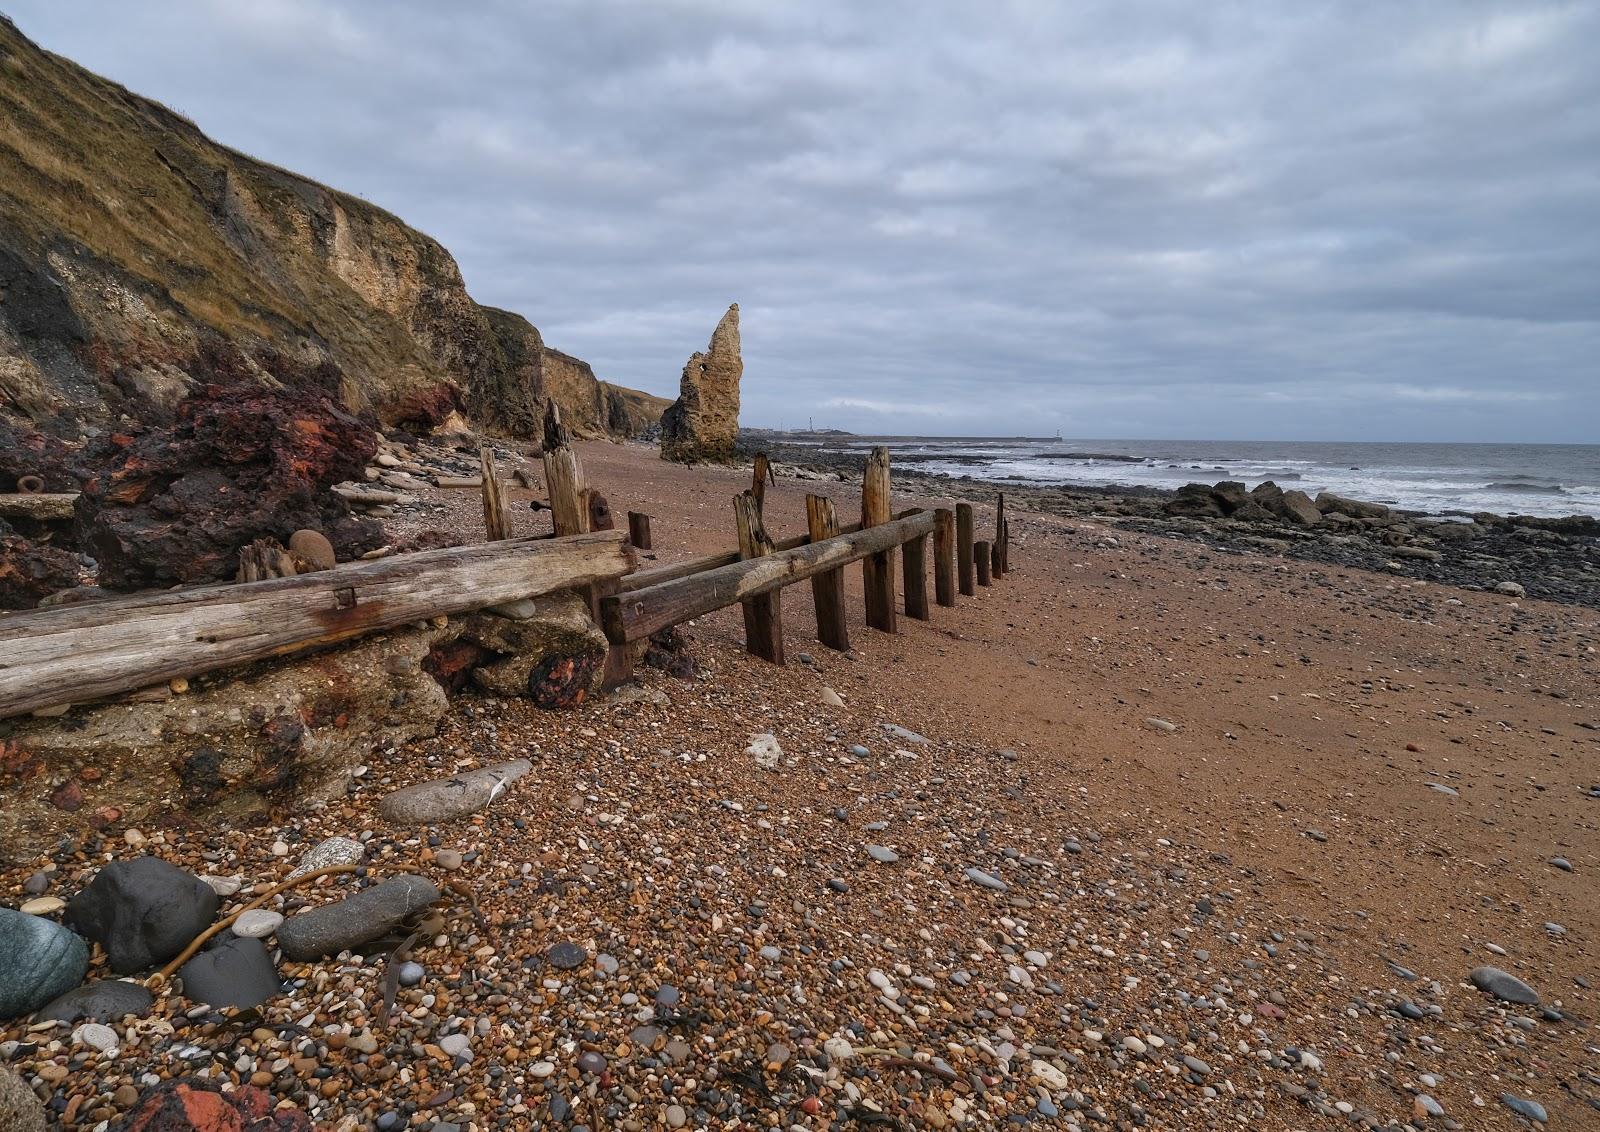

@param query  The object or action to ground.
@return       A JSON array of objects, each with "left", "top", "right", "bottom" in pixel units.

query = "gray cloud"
[{"left": 9, "top": 0, "right": 1598, "bottom": 440}]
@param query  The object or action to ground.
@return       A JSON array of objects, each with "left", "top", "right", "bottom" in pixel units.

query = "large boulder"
[
  {"left": 0, "top": 908, "right": 88, "bottom": 1019},
  {"left": 1163, "top": 483, "right": 1223, "bottom": 518},
  {"left": 64, "top": 857, "right": 219, "bottom": 974},
  {"left": 74, "top": 383, "right": 383, "bottom": 590},
  {"left": 275, "top": 875, "right": 440, "bottom": 961},
  {"left": 0, "top": 625, "right": 451, "bottom": 846},
  {"left": 1251, "top": 481, "right": 1321, "bottom": 526},
  {"left": 457, "top": 591, "right": 609, "bottom": 706},
  {"left": 1314, "top": 492, "right": 1389, "bottom": 520},
  {"left": 661, "top": 304, "right": 742, "bottom": 463},
  {"left": 0, "top": 1066, "right": 47, "bottom": 1132}
]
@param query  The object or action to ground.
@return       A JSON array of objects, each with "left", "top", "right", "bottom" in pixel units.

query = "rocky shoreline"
[{"left": 750, "top": 439, "right": 1600, "bottom": 610}]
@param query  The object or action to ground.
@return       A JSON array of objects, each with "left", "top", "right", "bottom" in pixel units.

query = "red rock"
[
  {"left": 115, "top": 1079, "right": 311, "bottom": 1131},
  {"left": 48, "top": 779, "right": 84, "bottom": 812},
  {"left": 0, "top": 520, "right": 79, "bottom": 610},
  {"left": 76, "top": 383, "right": 383, "bottom": 590}
]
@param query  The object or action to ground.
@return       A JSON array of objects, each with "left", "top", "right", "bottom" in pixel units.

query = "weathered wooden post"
[
  {"left": 975, "top": 540, "right": 993, "bottom": 586},
  {"left": 956, "top": 503, "right": 975, "bottom": 596},
  {"left": 752, "top": 452, "right": 773, "bottom": 514},
  {"left": 627, "top": 511, "right": 653, "bottom": 550},
  {"left": 933, "top": 508, "right": 956, "bottom": 608},
  {"left": 994, "top": 491, "right": 1008, "bottom": 577},
  {"left": 806, "top": 494, "right": 849, "bottom": 651},
  {"left": 734, "top": 490, "right": 783, "bottom": 663},
  {"left": 480, "top": 446, "right": 511, "bottom": 541},
  {"left": 540, "top": 403, "right": 587, "bottom": 538},
  {"left": 860, "top": 447, "right": 896, "bottom": 632},
  {"left": 901, "top": 510, "right": 930, "bottom": 621}
]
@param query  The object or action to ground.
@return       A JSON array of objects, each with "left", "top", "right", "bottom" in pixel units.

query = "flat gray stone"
[
  {"left": 378, "top": 760, "right": 532, "bottom": 825},
  {"left": 33, "top": 979, "right": 152, "bottom": 1024},
  {"left": 964, "top": 867, "right": 1009, "bottom": 891},
  {"left": 1500, "top": 1094, "right": 1547, "bottom": 1122},
  {"left": 866, "top": 845, "right": 899, "bottom": 864},
  {"left": 0, "top": 908, "right": 88, "bottom": 1019},
  {"left": 1470, "top": 965, "right": 1539, "bottom": 1005},
  {"left": 879, "top": 723, "right": 929, "bottom": 745},
  {"left": 276, "top": 876, "right": 441, "bottom": 961}
]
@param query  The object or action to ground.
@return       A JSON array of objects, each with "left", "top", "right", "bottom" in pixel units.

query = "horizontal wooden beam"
[
  {"left": 0, "top": 493, "right": 77, "bottom": 521},
  {"left": 0, "top": 530, "right": 634, "bottom": 720},
  {"left": 602, "top": 511, "right": 936, "bottom": 644},
  {"left": 619, "top": 519, "right": 864, "bottom": 592}
]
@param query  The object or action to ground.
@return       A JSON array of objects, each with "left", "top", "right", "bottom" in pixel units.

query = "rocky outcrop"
[
  {"left": 75, "top": 382, "right": 382, "bottom": 590},
  {"left": 661, "top": 304, "right": 742, "bottom": 463},
  {"left": 0, "top": 18, "right": 660, "bottom": 441},
  {"left": 0, "top": 517, "right": 78, "bottom": 609}
]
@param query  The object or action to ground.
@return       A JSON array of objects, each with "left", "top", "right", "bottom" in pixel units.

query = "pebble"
[
  {"left": 1469, "top": 966, "right": 1540, "bottom": 1005},
  {"left": 963, "top": 866, "right": 1008, "bottom": 891},
  {"left": 397, "top": 961, "right": 425, "bottom": 987},
  {"left": 547, "top": 941, "right": 587, "bottom": 970},
  {"left": 73, "top": 1023, "right": 119, "bottom": 1053},
  {"left": 866, "top": 844, "right": 899, "bottom": 864},
  {"left": 231, "top": 910, "right": 284, "bottom": 938},
  {"left": 1499, "top": 1094, "right": 1547, "bottom": 1122},
  {"left": 17, "top": 897, "right": 64, "bottom": 916}
]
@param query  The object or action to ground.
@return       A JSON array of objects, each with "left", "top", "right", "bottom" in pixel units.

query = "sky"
[{"left": 9, "top": 1, "right": 1599, "bottom": 442}]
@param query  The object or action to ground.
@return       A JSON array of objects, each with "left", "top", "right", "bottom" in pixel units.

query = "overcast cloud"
[{"left": 10, "top": 1, "right": 1598, "bottom": 441}]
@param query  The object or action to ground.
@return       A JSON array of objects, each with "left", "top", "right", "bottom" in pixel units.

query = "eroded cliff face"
[
  {"left": 661, "top": 304, "right": 742, "bottom": 463},
  {"left": 0, "top": 17, "right": 659, "bottom": 440}
]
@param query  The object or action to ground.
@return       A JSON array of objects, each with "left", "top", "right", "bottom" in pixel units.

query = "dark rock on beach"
[
  {"left": 64, "top": 857, "right": 219, "bottom": 975},
  {"left": 32, "top": 978, "right": 153, "bottom": 1023},
  {"left": 275, "top": 875, "right": 441, "bottom": 961},
  {"left": 377, "top": 759, "right": 532, "bottom": 825},
  {"left": 0, "top": 908, "right": 88, "bottom": 1019},
  {"left": 178, "top": 936, "right": 281, "bottom": 1009}
]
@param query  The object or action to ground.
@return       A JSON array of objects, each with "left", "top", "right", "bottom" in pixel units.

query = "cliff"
[{"left": 0, "top": 17, "right": 660, "bottom": 439}]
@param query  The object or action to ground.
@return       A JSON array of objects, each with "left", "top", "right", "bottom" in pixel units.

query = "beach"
[
  {"left": 3, "top": 438, "right": 1596, "bottom": 1129},
  {"left": 12, "top": 441, "right": 1600, "bottom": 1132}
]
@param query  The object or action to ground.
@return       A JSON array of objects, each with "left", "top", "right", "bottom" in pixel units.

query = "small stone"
[
  {"left": 577, "top": 1050, "right": 606, "bottom": 1073},
  {"left": 1493, "top": 581, "right": 1526, "bottom": 598},
  {"left": 1143, "top": 717, "right": 1177, "bottom": 732},
  {"left": 1469, "top": 966, "right": 1540, "bottom": 1005},
  {"left": 964, "top": 866, "right": 1008, "bottom": 891},
  {"left": 377, "top": 760, "right": 532, "bottom": 824},
  {"left": 547, "top": 941, "right": 587, "bottom": 971},
  {"left": 866, "top": 845, "right": 899, "bottom": 864},
  {"left": 529, "top": 1060, "right": 556, "bottom": 1078},
  {"left": 665, "top": 1103, "right": 687, "bottom": 1128},
  {"left": 289, "top": 836, "right": 366, "bottom": 879},
  {"left": 73, "top": 1022, "right": 118, "bottom": 1053},
  {"left": 1499, "top": 1094, "right": 1547, "bottom": 1122},
  {"left": 433, "top": 849, "right": 463, "bottom": 870},
  {"left": 821, "top": 687, "right": 844, "bottom": 707},
  {"left": 18, "top": 897, "right": 64, "bottom": 916},
  {"left": 1031, "top": 1059, "right": 1070, "bottom": 1090},
  {"left": 439, "top": 1033, "right": 471, "bottom": 1058},
  {"left": 275, "top": 875, "right": 440, "bottom": 961},
  {"left": 21, "top": 873, "right": 49, "bottom": 896},
  {"left": 1414, "top": 1094, "right": 1445, "bottom": 1119},
  {"left": 397, "top": 961, "right": 425, "bottom": 987},
  {"left": 231, "top": 910, "right": 284, "bottom": 939},
  {"left": 1549, "top": 857, "right": 1574, "bottom": 872},
  {"left": 33, "top": 979, "right": 153, "bottom": 1024},
  {"left": 200, "top": 875, "right": 243, "bottom": 897}
]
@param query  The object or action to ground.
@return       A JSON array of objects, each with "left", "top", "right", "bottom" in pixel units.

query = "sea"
[{"left": 793, "top": 437, "right": 1600, "bottom": 520}]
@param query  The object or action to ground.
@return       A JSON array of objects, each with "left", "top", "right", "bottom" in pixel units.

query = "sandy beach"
[{"left": 3, "top": 438, "right": 1596, "bottom": 1130}]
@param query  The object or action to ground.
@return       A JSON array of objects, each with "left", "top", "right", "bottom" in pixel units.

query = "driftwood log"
[{"left": 0, "top": 530, "right": 634, "bottom": 719}]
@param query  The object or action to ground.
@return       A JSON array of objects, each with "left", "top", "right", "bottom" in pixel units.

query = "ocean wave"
[{"left": 1485, "top": 482, "right": 1567, "bottom": 495}]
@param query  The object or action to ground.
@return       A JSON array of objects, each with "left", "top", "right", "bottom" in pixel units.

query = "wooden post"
[
  {"left": 541, "top": 402, "right": 587, "bottom": 537},
  {"left": 994, "top": 492, "right": 1007, "bottom": 577},
  {"left": 734, "top": 491, "right": 783, "bottom": 663},
  {"left": 975, "top": 540, "right": 993, "bottom": 586},
  {"left": 956, "top": 503, "right": 975, "bottom": 596},
  {"left": 806, "top": 494, "right": 849, "bottom": 651},
  {"left": 990, "top": 541, "right": 1003, "bottom": 579},
  {"left": 860, "top": 446, "right": 896, "bottom": 633},
  {"left": 933, "top": 508, "right": 956, "bottom": 607},
  {"left": 627, "top": 511, "right": 653, "bottom": 550},
  {"left": 752, "top": 452, "right": 773, "bottom": 514},
  {"left": 480, "top": 446, "right": 511, "bottom": 541},
  {"left": 902, "top": 530, "right": 929, "bottom": 620}
]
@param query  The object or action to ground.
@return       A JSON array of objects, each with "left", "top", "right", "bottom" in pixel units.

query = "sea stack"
[{"left": 661, "top": 304, "right": 742, "bottom": 463}]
